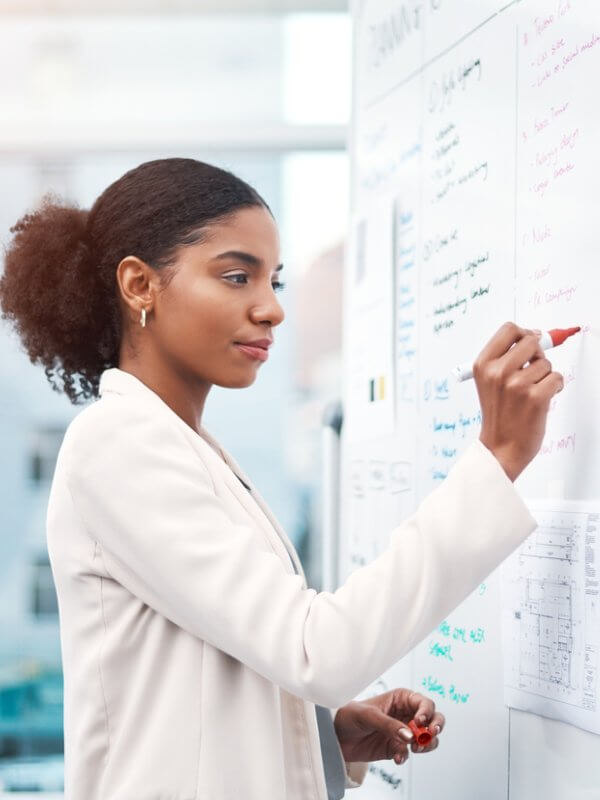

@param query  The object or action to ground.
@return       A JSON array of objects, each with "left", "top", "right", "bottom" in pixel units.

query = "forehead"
[{"left": 203, "top": 205, "right": 280, "bottom": 258}]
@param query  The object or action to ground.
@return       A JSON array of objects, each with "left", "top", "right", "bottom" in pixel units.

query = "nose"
[{"left": 250, "top": 287, "right": 285, "bottom": 328}]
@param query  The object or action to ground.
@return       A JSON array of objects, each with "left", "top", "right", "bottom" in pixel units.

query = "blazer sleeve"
[
  {"left": 345, "top": 761, "right": 369, "bottom": 789},
  {"left": 328, "top": 706, "right": 369, "bottom": 789},
  {"left": 65, "top": 398, "right": 536, "bottom": 709}
]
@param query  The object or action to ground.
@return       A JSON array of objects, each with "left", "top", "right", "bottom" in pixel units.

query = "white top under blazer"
[{"left": 46, "top": 367, "right": 537, "bottom": 800}]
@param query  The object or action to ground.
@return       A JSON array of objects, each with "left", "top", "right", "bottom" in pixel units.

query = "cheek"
[{"left": 160, "top": 280, "right": 236, "bottom": 344}]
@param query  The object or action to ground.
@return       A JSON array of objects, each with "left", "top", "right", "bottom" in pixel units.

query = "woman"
[{"left": 0, "top": 158, "right": 562, "bottom": 800}]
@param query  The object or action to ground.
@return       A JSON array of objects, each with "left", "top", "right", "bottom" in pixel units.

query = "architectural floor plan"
[{"left": 502, "top": 501, "right": 600, "bottom": 733}]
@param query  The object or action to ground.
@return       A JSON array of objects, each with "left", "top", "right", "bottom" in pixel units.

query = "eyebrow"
[{"left": 214, "top": 250, "right": 284, "bottom": 272}]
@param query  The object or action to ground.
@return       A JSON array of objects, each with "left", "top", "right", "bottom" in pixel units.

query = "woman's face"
[{"left": 151, "top": 205, "right": 285, "bottom": 389}]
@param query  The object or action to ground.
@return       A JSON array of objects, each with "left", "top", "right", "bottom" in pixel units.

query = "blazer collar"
[
  {"left": 98, "top": 368, "right": 306, "bottom": 579},
  {"left": 99, "top": 367, "right": 169, "bottom": 404},
  {"left": 99, "top": 368, "right": 227, "bottom": 448}
]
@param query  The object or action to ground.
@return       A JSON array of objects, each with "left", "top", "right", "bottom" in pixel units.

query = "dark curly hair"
[{"left": 0, "top": 157, "right": 270, "bottom": 405}]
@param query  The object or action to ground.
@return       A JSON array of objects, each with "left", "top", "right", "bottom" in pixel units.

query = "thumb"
[{"left": 362, "top": 704, "right": 415, "bottom": 744}]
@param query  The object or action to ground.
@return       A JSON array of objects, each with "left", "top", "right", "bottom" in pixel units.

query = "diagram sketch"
[
  {"left": 344, "top": 454, "right": 414, "bottom": 568},
  {"left": 502, "top": 502, "right": 600, "bottom": 733}
]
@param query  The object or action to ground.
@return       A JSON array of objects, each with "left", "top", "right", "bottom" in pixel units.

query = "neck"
[{"left": 118, "top": 352, "right": 212, "bottom": 436}]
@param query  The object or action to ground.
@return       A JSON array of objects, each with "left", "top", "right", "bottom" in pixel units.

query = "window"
[
  {"left": 28, "top": 428, "right": 65, "bottom": 486},
  {"left": 30, "top": 553, "right": 58, "bottom": 617},
  {"left": 0, "top": 9, "right": 351, "bottom": 793}
]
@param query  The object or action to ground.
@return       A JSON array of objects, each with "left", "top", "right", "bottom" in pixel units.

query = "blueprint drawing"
[{"left": 502, "top": 501, "right": 600, "bottom": 733}]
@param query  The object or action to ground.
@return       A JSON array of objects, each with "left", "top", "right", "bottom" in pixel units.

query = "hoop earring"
[{"left": 140, "top": 307, "right": 147, "bottom": 328}]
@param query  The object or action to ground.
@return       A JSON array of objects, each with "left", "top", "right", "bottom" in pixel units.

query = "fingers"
[
  {"left": 530, "top": 370, "right": 565, "bottom": 403},
  {"left": 391, "top": 735, "right": 440, "bottom": 766},
  {"left": 515, "top": 357, "right": 552, "bottom": 384},
  {"left": 406, "top": 691, "right": 436, "bottom": 726},
  {"left": 412, "top": 736, "right": 440, "bottom": 755},
  {"left": 507, "top": 356, "right": 564, "bottom": 400},
  {"left": 404, "top": 693, "right": 445, "bottom": 754},
  {"left": 429, "top": 710, "right": 446, "bottom": 737},
  {"left": 381, "top": 689, "right": 446, "bottom": 765},
  {"left": 391, "top": 743, "right": 409, "bottom": 765},
  {"left": 410, "top": 710, "right": 445, "bottom": 753},
  {"left": 475, "top": 321, "right": 565, "bottom": 480},
  {"left": 360, "top": 701, "right": 417, "bottom": 745},
  {"left": 501, "top": 333, "right": 545, "bottom": 374},
  {"left": 474, "top": 332, "right": 544, "bottom": 386},
  {"left": 474, "top": 321, "right": 538, "bottom": 365}
]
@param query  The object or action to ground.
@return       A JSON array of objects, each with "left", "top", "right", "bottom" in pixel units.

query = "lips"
[
  {"left": 236, "top": 339, "right": 272, "bottom": 349},
  {"left": 234, "top": 343, "right": 270, "bottom": 362}
]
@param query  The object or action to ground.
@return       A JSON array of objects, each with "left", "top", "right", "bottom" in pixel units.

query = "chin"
[{"left": 219, "top": 372, "right": 258, "bottom": 389}]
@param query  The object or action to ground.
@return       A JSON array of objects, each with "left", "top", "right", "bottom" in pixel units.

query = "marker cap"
[
  {"left": 548, "top": 326, "right": 581, "bottom": 347},
  {"left": 408, "top": 719, "right": 433, "bottom": 746}
]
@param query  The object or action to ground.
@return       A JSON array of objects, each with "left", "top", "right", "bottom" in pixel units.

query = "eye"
[
  {"left": 224, "top": 273, "right": 286, "bottom": 292},
  {"left": 224, "top": 273, "right": 249, "bottom": 285}
]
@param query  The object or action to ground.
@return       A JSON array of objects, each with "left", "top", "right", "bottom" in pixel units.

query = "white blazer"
[{"left": 46, "top": 367, "right": 536, "bottom": 800}]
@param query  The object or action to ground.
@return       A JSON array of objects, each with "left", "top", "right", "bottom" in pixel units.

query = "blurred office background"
[{"left": 0, "top": 1, "right": 350, "bottom": 793}]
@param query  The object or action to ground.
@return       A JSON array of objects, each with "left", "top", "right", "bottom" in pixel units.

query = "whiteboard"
[{"left": 340, "top": 1, "right": 600, "bottom": 798}]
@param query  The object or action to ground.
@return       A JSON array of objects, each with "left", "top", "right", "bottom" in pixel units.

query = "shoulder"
[
  {"left": 63, "top": 395, "right": 213, "bottom": 486},
  {"left": 63, "top": 394, "right": 157, "bottom": 450}
]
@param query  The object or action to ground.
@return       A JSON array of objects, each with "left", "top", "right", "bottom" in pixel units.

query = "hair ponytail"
[{"left": 0, "top": 194, "right": 120, "bottom": 404}]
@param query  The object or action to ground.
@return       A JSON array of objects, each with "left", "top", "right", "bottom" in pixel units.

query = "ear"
[{"left": 116, "top": 256, "right": 158, "bottom": 323}]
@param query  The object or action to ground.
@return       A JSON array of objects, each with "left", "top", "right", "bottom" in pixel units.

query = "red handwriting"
[
  {"left": 562, "top": 33, "right": 600, "bottom": 71},
  {"left": 563, "top": 44, "right": 579, "bottom": 68},
  {"left": 529, "top": 102, "right": 569, "bottom": 138},
  {"left": 531, "top": 38, "right": 566, "bottom": 67},
  {"left": 549, "top": 367, "right": 576, "bottom": 412},
  {"left": 557, "top": 0, "right": 572, "bottom": 19},
  {"left": 532, "top": 1, "right": 571, "bottom": 38},
  {"left": 561, "top": 128, "right": 579, "bottom": 149},
  {"left": 540, "top": 432, "right": 576, "bottom": 456},
  {"left": 544, "top": 284, "right": 577, "bottom": 304},
  {"left": 554, "top": 161, "right": 575, "bottom": 179},
  {"left": 535, "top": 145, "right": 559, "bottom": 168},
  {"left": 531, "top": 284, "right": 577, "bottom": 307},
  {"left": 532, "top": 67, "right": 552, "bottom": 89},
  {"left": 534, "top": 127, "right": 579, "bottom": 167},
  {"left": 535, "top": 16, "right": 554, "bottom": 37},
  {"left": 522, "top": 225, "right": 552, "bottom": 247},
  {"left": 530, "top": 127, "right": 579, "bottom": 190},
  {"left": 581, "top": 33, "right": 600, "bottom": 53},
  {"left": 527, "top": 264, "right": 551, "bottom": 281},
  {"left": 527, "top": 24, "right": 595, "bottom": 90}
]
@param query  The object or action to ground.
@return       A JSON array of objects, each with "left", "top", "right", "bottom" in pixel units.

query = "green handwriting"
[
  {"left": 421, "top": 675, "right": 471, "bottom": 704},
  {"left": 429, "top": 641, "right": 454, "bottom": 661},
  {"left": 437, "top": 620, "right": 485, "bottom": 645}
]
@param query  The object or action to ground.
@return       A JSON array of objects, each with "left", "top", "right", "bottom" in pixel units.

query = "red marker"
[
  {"left": 408, "top": 719, "right": 433, "bottom": 746},
  {"left": 452, "top": 326, "right": 581, "bottom": 382}
]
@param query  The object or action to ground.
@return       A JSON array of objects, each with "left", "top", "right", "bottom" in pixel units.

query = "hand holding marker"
[{"left": 452, "top": 327, "right": 581, "bottom": 382}]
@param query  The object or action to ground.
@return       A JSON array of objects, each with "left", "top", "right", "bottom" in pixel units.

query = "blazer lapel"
[
  {"left": 99, "top": 369, "right": 307, "bottom": 584},
  {"left": 196, "top": 427, "right": 307, "bottom": 583}
]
